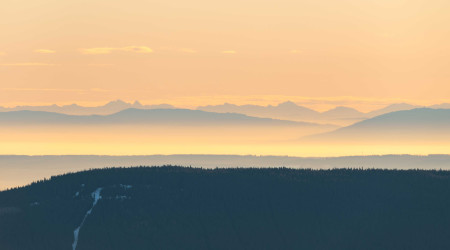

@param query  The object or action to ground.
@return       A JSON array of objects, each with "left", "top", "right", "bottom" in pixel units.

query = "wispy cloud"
[
  {"left": 0, "top": 63, "right": 55, "bottom": 66},
  {"left": 80, "top": 46, "right": 153, "bottom": 55},
  {"left": 222, "top": 50, "right": 237, "bottom": 54},
  {"left": 34, "top": 49, "right": 56, "bottom": 54},
  {"left": 0, "top": 52, "right": 5, "bottom": 56}
]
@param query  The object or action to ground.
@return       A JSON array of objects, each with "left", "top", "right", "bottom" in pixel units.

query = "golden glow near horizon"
[
  {"left": 1, "top": 0, "right": 450, "bottom": 109},
  {"left": 1, "top": 0, "right": 450, "bottom": 157},
  {"left": 0, "top": 124, "right": 448, "bottom": 157}
]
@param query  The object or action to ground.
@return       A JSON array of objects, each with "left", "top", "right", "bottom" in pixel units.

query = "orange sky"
[{"left": 1, "top": 0, "right": 450, "bottom": 110}]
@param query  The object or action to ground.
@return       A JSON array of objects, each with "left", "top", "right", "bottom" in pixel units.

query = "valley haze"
[{"left": 1, "top": 103, "right": 450, "bottom": 156}]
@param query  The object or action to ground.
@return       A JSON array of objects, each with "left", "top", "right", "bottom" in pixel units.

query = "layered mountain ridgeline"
[
  {"left": 0, "top": 108, "right": 330, "bottom": 127},
  {"left": 198, "top": 102, "right": 423, "bottom": 125},
  {"left": 2, "top": 167, "right": 450, "bottom": 250},
  {"left": 0, "top": 100, "right": 175, "bottom": 116},
  {"left": 304, "top": 108, "right": 450, "bottom": 143},
  {"left": 0, "top": 100, "right": 428, "bottom": 126},
  {"left": 0, "top": 109, "right": 337, "bottom": 149},
  {"left": 2, "top": 100, "right": 449, "bottom": 126}
]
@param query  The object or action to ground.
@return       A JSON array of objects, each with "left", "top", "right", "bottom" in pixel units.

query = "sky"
[{"left": 1, "top": 0, "right": 450, "bottom": 111}]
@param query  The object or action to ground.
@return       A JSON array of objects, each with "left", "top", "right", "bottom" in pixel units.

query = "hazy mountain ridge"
[
  {"left": 304, "top": 108, "right": 450, "bottom": 142},
  {"left": 0, "top": 100, "right": 434, "bottom": 126},
  {"left": 365, "top": 103, "right": 420, "bottom": 117},
  {"left": 198, "top": 101, "right": 362, "bottom": 122},
  {"left": 2, "top": 167, "right": 450, "bottom": 250},
  {"left": 198, "top": 101, "right": 319, "bottom": 119},
  {"left": 320, "top": 106, "right": 365, "bottom": 118},
  {"left": 198, "top": 102, "right": 425, "bottom": 125},
  {"left": 0, "top": 100, "right": 175, "bottom": 116},
  {"left": 0, "top": 108, "right": 330, "bottom": 127}
]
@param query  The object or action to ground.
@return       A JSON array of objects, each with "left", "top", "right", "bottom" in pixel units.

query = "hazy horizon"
[{"left": 1, "top": 0, "right": 450, "bottom": 175}]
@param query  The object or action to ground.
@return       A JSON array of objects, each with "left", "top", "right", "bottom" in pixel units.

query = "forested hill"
[{"left": 1, "top": 167, "right": 450, "bottom": 250}]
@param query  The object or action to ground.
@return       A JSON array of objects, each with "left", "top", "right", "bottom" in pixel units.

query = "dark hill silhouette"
[{"left": 1, "top": 167, "right": 450, "bottom": 249}]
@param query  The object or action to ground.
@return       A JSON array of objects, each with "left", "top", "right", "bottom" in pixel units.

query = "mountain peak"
[
  {"left": 277, "top": 101, "right": 298, "bottom": 107},
  {"left": 132, "top": 101, "right": 143, "bottom": 107},
  {"left": 104, "top": 100, "right": 131, "bottom": 107},
  {"left": 324, "top": 106, "right": 361, "bottom": 112},
  {"left": 335, "top": 106, "right": 355, "bottom": 110},
  {"left": 321, "top": 106, "right": 363, "bottom": 118},
  {"left": 386, "top": 103, "right": 416, "bottom": 108},
  {"left": 223, "top": 102, "right": 238, "bottom": 107},
  {"left": 305, "top": 108, "right": 450, "bottom": 142},
  {"left": 110, "top": 99, "right": 127, "bottom": 104},
  {"left": 367, "top": 103, "right": 418, "bottom": 117}
]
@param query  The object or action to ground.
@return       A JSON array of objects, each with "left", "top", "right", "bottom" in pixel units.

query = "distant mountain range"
[
  {"left": 198, "top": 101, "right": 319, "bottom": 120},
  {"left": 2, "top": 105, "right": 449, "bottom": 144},
  {"left": 304, "top": 108, "right": 450, "bottom": 142},
  {"left": 365, "top": 103, "right": 420, "bottom": 117},
  {"left": 0, "top": 108, "right": 332, "bottom": 128},
  {"left": 0, "top": 100, "right": 175, "bottom": 116},
  {"left": 198, "top": 102, "right": 424, "bottom": 125},
  {"left": 0, "top": 100, "right": 416, "bottom": 117},
  {"left": 2, "top": 100, "right": 448, "bottom": 126}
]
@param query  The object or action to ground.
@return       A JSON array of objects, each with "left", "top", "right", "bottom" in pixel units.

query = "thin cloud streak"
[
  {"left": 34, "top": 49, "right": 56, "bottom": 54},
  {"left": 80, "top": 46, "right": 153, "bottom": 55},
  {"left": 0, "top": 63, "right": 55, "bottom": 66}
]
